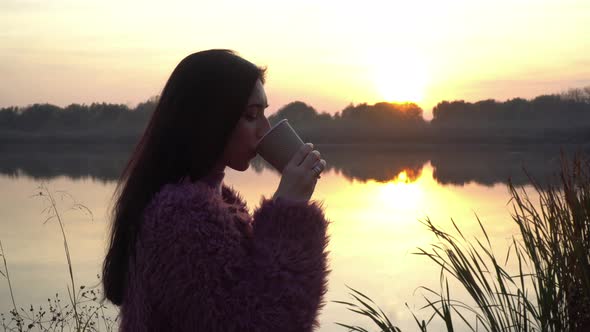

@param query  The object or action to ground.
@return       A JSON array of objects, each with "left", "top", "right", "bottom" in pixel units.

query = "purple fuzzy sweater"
[{"left": 120, "top": 179, "right": 331, "bottom": 331}]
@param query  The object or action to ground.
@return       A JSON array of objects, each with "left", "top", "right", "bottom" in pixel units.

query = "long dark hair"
[{"left": 102, "top": 49, "right": 266, "bottom": 305}]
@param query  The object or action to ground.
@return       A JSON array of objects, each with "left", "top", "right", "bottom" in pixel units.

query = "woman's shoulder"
[
  {"left": 149, "top": 181, "right": 220, "bottom": 210},
  {"left": 150, "top": 180, "right": 246, "bottom": 205},
  {"left": 141, "top": 181, "right": 249, "bottom": 234},
  {"left": 142, "top": 182, "right": 218, "bottom": 228}
]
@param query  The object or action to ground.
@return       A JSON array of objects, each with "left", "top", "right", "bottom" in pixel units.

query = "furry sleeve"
[{"left": 128, "top": 183, "right": 330, "bottom": 332}]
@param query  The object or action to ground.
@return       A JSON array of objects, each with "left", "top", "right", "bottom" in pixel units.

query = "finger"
[
  {"left": 311, "top": 159, "right": 326, "bottom": 171},
  {"left": 313, "top": 159, "right": 326, "bottom": 177},
  {"left": 290, "top": 143, "right": 314, "bottom": 167},
  {"left": 306, "top": 159, "right": 324, "bottom": 180},
  {"left": 301, "top": 150, "right": 321, "bottom": 169}
]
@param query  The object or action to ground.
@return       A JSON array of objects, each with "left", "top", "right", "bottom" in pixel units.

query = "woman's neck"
[
  {"left": 181, "top": 163, "right": 226, "bottom": 195},
  {"left": 199, "top": 163, "right": 226, "bottom": 195}
]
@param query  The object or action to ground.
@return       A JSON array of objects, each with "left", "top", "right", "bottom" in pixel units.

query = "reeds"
[
  {"left": 335, "top": 154, "right": 590, "bottom": 331},
  {"left": 0, "top": 183, "right": 117, "bottom": 332},
  {"left": 509, "top": 155, "right": 590, "bottom": 331}
]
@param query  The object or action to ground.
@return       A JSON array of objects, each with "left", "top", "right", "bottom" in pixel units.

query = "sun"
[{"left": 371, "top": 51, "right": 428, "bottom": 103}]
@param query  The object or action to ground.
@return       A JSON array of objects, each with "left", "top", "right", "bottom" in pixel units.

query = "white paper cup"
[{"left": 255, "top": 119, "right": 305, "bottom": 173}]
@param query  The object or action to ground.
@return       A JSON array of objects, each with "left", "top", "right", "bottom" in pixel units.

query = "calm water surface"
[{"left": 0, "top": 144, "right": 586, "bottom": 331}]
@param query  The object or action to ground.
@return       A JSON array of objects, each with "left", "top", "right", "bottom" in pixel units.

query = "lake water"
[{"left": 0, "top": 143, "right": 588, "bottom": 331}]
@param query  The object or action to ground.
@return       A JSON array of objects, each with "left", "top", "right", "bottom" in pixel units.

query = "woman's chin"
[{"left": 228, "top": 162, "right": 249, "bottom": 172}]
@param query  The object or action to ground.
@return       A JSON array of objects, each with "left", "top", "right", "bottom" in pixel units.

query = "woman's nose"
[{"left": 257, "top": 117, "right": 271, "bottom": 139}]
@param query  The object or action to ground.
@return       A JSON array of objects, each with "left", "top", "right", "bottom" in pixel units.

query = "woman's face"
[{"left": 222, "top": 79, "right": 271, "bottom": 171}]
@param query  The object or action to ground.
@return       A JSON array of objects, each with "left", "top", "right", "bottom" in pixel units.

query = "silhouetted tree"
[
  {"left": 561, "top": 86, "right": 590, "bottom": 103},
  {"left": 268, "top": 101, "right": 320, "bottom": 125}
]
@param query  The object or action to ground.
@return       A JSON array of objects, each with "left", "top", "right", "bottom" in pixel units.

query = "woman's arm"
[{"left": 250, "top": 197, "right": 330, "bottom": 331}]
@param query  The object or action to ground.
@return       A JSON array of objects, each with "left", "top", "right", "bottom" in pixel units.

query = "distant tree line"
[
  {"left": 268, "top": 87, "right": 590, "bottom": 143},
  {"left": 0, "top": 97, "right": 158, "bottom": 143},
  {"left": 432, "top": 87, "right": 590, "bottom": 129},
  {"left": 427, "top": 87, "right": 590, "bottom": 143},
  {"left": 1, "top": 87, "right": 589, "bottom": 144}
]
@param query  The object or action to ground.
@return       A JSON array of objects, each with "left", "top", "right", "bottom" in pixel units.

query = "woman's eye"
[{"left": 245, "top": 114, "right": 257, "bottom": 121}]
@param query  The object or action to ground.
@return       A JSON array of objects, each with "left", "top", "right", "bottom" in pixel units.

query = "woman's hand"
[{"left": 272, "top": 143, "right": 326, "bottom": 202}]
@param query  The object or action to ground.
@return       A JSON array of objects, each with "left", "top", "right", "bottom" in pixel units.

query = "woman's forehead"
[{"left": 248, "top": 80, "right": 268, "bottom": 107}]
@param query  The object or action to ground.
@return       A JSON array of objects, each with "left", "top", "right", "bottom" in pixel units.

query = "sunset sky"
[{"left": 1, "top": 0, "right": 589, "bottom": 119}]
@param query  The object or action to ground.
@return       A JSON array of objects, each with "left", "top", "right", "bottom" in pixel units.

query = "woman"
[{"left": 102, "top": 49, "right": 330, "bottom": 331}]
